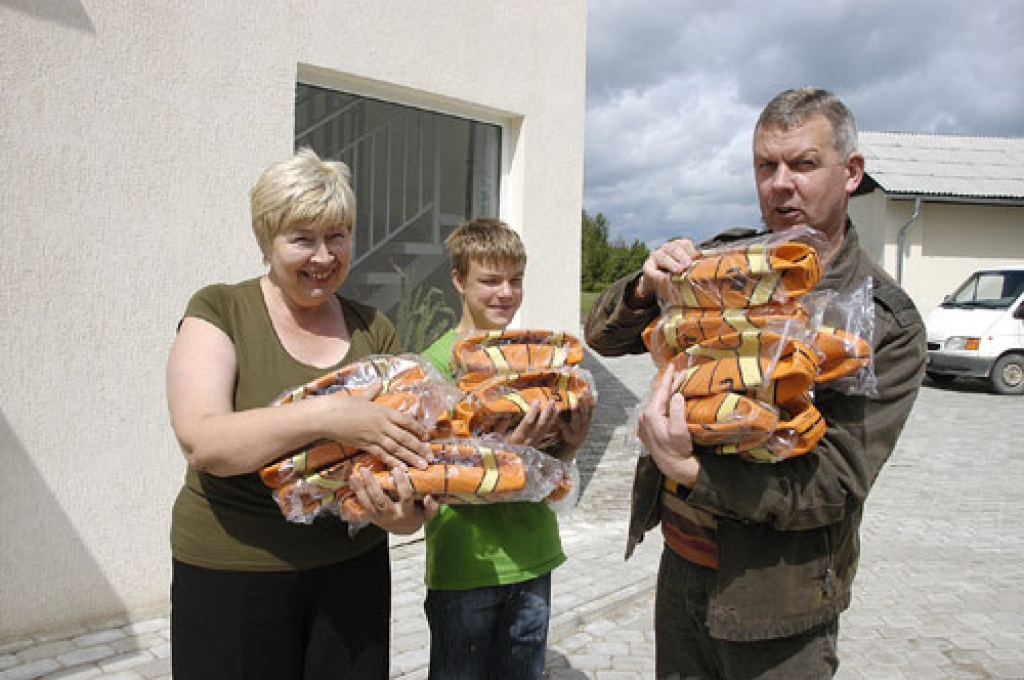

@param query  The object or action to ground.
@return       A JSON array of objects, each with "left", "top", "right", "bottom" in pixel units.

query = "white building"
[
  {"left": 850, "top": 132, "right": 1024, "bottom": 314},
  {"left": 0, "top": 2, "right": 587, "bottom": 638}
]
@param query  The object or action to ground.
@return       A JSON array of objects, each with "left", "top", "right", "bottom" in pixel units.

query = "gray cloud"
[{"left": 584, "top": 0, "right": 1024, "bottom": 246}]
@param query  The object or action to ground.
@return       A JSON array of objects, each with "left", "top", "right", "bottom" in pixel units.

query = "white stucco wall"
[
  {"left": 847, "top": 190, "right": 888, "bottom": 265},
  {"left": 0, "top": 1, "right": 586, "bottom": 638},
  {"left": 908, "top": 202, "right": 1024, "bottom": 315}
]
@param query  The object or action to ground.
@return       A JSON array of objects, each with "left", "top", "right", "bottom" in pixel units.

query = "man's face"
[
  {"left": 753, "top": 113, "right": 864, "bottom": 248},
  {"left": 453, "top": 258, "right": 525, "bottom": 331}
]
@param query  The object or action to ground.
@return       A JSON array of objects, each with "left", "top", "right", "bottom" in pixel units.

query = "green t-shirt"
[
  {"left": 421, "top": 329, "right": 566, "bottom": 590},
  {"left": 170, "top": 278, "right": 400, "bottom": 571}
]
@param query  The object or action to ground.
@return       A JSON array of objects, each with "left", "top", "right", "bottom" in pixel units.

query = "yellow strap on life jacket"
[
  {"left": 476, "top": 446, "right": 500, "bottom": 495},
  {"left": 483, "top": 346, "right": 511, "bottom": 373}
]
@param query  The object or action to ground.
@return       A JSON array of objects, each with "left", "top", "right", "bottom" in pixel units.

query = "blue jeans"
[{"left": 424, "top": 573, "right": 551, "bottom": 680}]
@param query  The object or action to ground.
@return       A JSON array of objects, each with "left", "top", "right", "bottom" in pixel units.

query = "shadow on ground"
[
  {"left": 573, "top": 348, "right": 645, "bottom": 497},
  {"left": 544, "top": 648, "right": 590, "bottom": 679},
  {"left": 923, "top": 374, "right": 999, "bottom": 394}
]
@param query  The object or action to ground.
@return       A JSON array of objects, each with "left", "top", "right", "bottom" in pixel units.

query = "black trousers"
[
  {"left": 655, "top": 547, "right": 840, "bottom": 680},
  {"left": 171, "top": 542, "right": 390, "bottom": 680}
]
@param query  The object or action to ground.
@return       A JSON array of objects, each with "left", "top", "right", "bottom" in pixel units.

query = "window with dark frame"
[{"left": 295, "top": 83, "right": 501, "bottom": 351}]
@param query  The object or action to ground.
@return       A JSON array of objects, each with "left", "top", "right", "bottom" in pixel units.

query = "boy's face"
[{"left": 453, "top": 257, "right": 525, "bottom": 331}]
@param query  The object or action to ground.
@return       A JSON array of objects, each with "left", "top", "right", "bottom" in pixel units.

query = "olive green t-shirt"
[
  {"left": 421, "top": 329, "right": 566, "bottom": 590},
  {"left": 170, "top": 278, "right": 400, "bottom": 571}
]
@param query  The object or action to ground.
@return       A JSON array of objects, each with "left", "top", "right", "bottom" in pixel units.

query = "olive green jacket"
[{"left": 584, "top": 222, "right": 926, "bottom": 641}]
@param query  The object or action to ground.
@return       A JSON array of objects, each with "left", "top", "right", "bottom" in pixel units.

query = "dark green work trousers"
[{"left": 655, "top": 547, "right": 840, "bottom": 680}]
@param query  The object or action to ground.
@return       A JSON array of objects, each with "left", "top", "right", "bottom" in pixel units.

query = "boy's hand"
[
  {"left": 551, "top": 395, "right": 594, "bottom": 461},
  {"left": 499, "top": 400, "right": 560, "bottom": 450}
]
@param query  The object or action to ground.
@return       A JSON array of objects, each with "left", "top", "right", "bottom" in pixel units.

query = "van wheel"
[
  {"left": 990, "top": 354, "right": 1024, "bottom": 395},
  {"left": 926, "top": 371, "right": 956, "bottom": 385}
]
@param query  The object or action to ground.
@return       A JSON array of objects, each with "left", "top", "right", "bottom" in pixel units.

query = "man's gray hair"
[{"left": 756, "top": 87, "right": 858, "bottom": 159}]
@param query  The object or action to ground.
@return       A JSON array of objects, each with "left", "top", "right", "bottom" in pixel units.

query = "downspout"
[{"left": 896, "top": 196, "right": 921, "bottom": 285}]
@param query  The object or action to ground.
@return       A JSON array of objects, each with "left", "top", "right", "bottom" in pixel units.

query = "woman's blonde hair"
[{"left": 250, "top": 147, "right": 356, "bottom": 256}]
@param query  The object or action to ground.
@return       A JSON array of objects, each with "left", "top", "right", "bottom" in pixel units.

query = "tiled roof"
[{"left": 858, "top": 131, "right": 1024, "bottom": 201}]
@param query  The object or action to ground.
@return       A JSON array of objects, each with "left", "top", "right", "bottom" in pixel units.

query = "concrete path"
[{"left": 2, "top": 351, "right": 1022, "bottom": 679}]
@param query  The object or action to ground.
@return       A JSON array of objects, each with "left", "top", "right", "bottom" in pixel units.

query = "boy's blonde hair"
[
  {"left": 250, "top": 147, "right": 356, "bottom": 257},
  {"left": 445, "top": 218, "right": 526, "bottom": 278}
]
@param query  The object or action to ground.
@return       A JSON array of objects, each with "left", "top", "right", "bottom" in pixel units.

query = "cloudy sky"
[{"left": 584, "top": 0, "right": 1024, "bottom": 247}]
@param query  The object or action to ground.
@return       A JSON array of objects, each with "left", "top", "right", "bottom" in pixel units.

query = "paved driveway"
[
  {"left": 545, "top": 364, "right": 1024, "bottom": 680},
  {"left": 2, "top": 361, "right": 1020, "bottom": 680}
]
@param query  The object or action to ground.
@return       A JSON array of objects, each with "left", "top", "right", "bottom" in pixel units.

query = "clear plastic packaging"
[
  {"left": 259, "top": 354, "right": 460, "bottom": 497},
  {"left": 262, "top": 344, "right": 593, "bottom": 525},
  {"left": 664, "top": 331, "right": 819, "bottom": 405},
  {"left": 632, "top": 226, "right": 875, "bottom": 463},
  {"left": 453, "top": 367, "right": 598, "bottom": 447},
  {"left": 446, "top": 329, "right": 594, "bottom": 450},
  {"left": 684, "top": 391, "right": 781, "bottom": 452},
  {"left": 643, "top": 302, "right": 812, "bottom": 366},
  {"left": 715, "top": 394, "right": 825, "bottom": 463},
  {"left": 660, "top": 226, "right": 831, "bottom": 310},
  {"left": 451, "top": 329, "right": 585, "bottom": 376},
  {"left": 271, "top": 454, "right": 385, "bottom": 524},
  {"left": 803, "top": 278, "right": 878, "bottom": 396},
  {"left": 337, "top": 437, "right": 578, "bottom": 531}
]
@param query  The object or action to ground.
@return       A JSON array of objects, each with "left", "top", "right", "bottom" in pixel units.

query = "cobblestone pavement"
[{"left": 2, "top": 351, "right": 1022, "bottom": 679}]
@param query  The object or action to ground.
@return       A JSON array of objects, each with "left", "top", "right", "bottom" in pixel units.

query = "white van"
[{"left": 925, "top": 266, "right": 1024, "bottom": 394}]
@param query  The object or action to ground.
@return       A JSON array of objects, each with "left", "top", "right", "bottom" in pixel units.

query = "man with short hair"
[{"left": 585, "top": 87, "right": 926, "bottom": 679}]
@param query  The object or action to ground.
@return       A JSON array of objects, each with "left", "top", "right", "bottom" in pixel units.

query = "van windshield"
[{"left": 944, "top": 271, "right": 1024, "bottom": 310}]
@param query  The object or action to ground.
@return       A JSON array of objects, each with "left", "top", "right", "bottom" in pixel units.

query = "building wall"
[
  {"left": 910, "top": 202, "right": 1024, "bottom": 314},
  {"left": 851, "top": 191, "right": 1024, "bottom": 315},
  {"left": 0, "top": 1, "right": 586, "bottom": 638},
  {"left": 848, "top": 188, "right": 888, "bottom": 265}
]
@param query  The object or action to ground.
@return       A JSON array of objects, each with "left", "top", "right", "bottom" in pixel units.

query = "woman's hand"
[
  {"left": 168, "top": 319, "right": 432, "bottom": 476},
  {"left": 349, "top": 466, "right": 438, "bottom": 535},
  {"left": 638, "top": 363, "right": 700, "bottom": 487},
  {"left": 324, "top": 381, "right": 431, "bottom": 470}
]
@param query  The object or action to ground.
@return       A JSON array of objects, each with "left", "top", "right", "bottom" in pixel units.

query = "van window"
[{"left": 946, "top": 271, "right": 1024, "bottom": 309}]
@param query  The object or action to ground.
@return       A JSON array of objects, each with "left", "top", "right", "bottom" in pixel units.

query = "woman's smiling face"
[{"left": 266, "top": 222, "right": 352, "bottom": 308}]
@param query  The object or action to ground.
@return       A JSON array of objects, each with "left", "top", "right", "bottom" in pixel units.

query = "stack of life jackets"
[
  {"left": 640, "top": 227, "right": 873, "bottom": 462},
  {"left": 259, "top": 354, "right": 454, "bottom": 524},
  {"left": 259, "top": 334, "right": 593, "bottom": 527},
  {"left": 450, "top": 330, "right": 595, "bottom": 451}
]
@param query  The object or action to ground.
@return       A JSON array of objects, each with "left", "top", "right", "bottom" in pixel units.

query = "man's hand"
[
  {"left": 638, "top": 363, "right": 700, "bottom": 487},
  {"left": 630, "top": 239, "right": 700, "bottom": 308}
]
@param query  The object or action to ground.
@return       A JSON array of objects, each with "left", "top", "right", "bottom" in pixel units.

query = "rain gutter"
[{"left": 896, "top": 196, "right": 921, "bottom": 285}]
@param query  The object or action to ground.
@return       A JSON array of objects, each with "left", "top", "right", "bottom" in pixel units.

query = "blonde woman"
[{"left": 167, "top": 148, "right": 437, "bottom": 679}]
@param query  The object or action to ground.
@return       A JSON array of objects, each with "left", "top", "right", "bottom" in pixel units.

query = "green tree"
[
  {"left": 581, "top": 210, "right": 610, "bottom": 291},
  {"left": 581, "top": 210, "right": 648, "bottom": 292}
]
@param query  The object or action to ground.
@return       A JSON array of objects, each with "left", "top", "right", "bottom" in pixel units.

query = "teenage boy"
[{"left": 420, "top": 218, "right": 593, "bottom": 680}]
